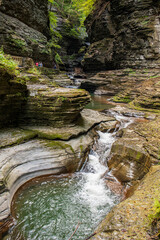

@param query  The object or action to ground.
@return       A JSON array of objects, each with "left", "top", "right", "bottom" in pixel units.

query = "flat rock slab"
[
  {"left": 0, "top": 129, "right": 37, "bottom": 148},
  {"left": 21, "top": 109, "right": 115, "bottom": 140}
]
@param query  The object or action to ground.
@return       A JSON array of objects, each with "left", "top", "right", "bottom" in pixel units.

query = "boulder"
[{"left": 108, "top": 131, "right": 151, "bottom": 183}]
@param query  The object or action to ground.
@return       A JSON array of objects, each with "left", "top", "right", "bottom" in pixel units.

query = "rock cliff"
[
  {"left": 83, "top": 0, "right": 160, "bottom": 71},
  {"left": 0, "top": 0, "right": 52, "bottom": 66}
]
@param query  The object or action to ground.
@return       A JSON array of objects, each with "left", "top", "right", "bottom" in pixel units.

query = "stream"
[{"left": 7, "top": 97, "right": 134, "bottom": 240}]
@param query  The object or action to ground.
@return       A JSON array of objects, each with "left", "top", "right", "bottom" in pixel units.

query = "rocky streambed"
[
  {"left": 0, "top": 67, "right": 160, "bottom": 240},
  {"left": 1, "top": 103, "right": 160, "bottom": 240}
]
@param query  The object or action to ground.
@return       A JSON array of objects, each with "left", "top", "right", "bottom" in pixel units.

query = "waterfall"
[{"left": 77, "top": 111, "right": 134, "bottom": 213}]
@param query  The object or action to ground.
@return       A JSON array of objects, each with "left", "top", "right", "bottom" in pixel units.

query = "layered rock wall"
[{"left": 83, "top": 0, "right": 160, "bottom": 71}]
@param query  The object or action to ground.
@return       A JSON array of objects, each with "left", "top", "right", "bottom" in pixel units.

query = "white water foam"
[{"left": 77, "top": 111, "right": 135, "bottom": 213}]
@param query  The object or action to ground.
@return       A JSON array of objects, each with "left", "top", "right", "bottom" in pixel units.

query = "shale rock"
[
  {"left": 80, "top": 68, "right": 160, "bottom": 97},
  {"left": 22, "top": 109, "right": 115, "bottom": 140},
  {"left": 19, "top": 74, "right": 91, "bottom": 127}
]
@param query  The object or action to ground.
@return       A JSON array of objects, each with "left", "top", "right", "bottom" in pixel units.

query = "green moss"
[
  {"left": 11, "top": 38, "right": 26, "bottom": 48},
  {"left": 45, "top": 140, "right": 75, "bottom": 154},
  {"left": 150, "top": 75, "right": 160, "bottom": 79},
  {"left": 0, "top": 129, "right": 37, "bottom": 149},
  {"left": 36, "top": 131, "right": 71, "bottom": 140},
  {"left": 112, "top": 95, "right": 131, "bottom": 103},
  {"left": 0, "top": 48, "right": 19, "bottom": 76},
  {"left": 27, "top": 67, "right": 41, "bottom": 76},
  {"left": 129, "top": 101, "right": 160, "bottom": 113}
]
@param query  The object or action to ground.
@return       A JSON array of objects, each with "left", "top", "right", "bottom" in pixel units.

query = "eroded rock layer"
[{"left": 18, "top": 74, "right": 91, "bottom": 127}]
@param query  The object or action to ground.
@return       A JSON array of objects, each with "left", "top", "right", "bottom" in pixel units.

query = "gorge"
[{"left": 0, "top": 0, "right": 160, "bottom": 239}]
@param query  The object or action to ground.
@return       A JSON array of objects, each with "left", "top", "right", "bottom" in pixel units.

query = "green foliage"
[
  {"left": 148, "top": 199, "right": 160, "bottom": 222},
  {"left": 27, "top": 67, "right": 41, "bottom": 76},
  {"left": 55, "top": 53, "right": 63, "bottom": 64},
  {"left": 48, "top": 0, "right": 95, "bottom": 64},
  {"left": 48, "top": 0, "right": 96, "bottom": 39},
  {"left": 0, "top": 48, "right": 19, "bottom": 75}
]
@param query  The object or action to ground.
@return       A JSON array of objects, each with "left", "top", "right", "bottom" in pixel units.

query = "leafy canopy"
[{"left": 48, "top": 0, "right": 96, "bottom": 39}]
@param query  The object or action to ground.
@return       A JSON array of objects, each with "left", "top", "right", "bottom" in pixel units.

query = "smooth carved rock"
[
  {"left": 90, "top": 165, "right": 160, "bottom": 240},
  {"left": 0, "top": 109, "right": 114, "bottom": 224},
  {"left": 0, "top": 136, "right": 91, "bottom": 221}
]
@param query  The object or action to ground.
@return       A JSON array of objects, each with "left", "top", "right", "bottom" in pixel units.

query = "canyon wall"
[{"left": 83, "top": 0, "right": 160, "bottom": 71}]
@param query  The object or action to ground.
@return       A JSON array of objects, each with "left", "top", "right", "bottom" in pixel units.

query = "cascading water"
[{"left": 7, "top": 111, "right": 134, "bottom": 240}]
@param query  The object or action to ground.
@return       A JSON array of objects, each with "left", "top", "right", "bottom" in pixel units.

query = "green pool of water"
[
  {"left": 10, "top": 174, "right": 117, "bottom": 240},
  {"left": 85, "top": 95, "right": 115, "bottom": 111}
]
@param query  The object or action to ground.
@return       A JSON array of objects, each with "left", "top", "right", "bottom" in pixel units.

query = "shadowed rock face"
[
  {"left": 83, "top": 0, "right": 160, "bottom": 71},
  {"left": 0, "top": 0, "right": 52, "bottom": 66},
  {"left": 0, "top": 0, "right": 49, "bottom": 37},
  {"left": 0, "top": 67, "right": 27, "bottom": 128}
]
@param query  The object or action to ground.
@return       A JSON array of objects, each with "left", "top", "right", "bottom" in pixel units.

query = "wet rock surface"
[{"left": 108, "top": 128, "right": 151, "bottom": 183}]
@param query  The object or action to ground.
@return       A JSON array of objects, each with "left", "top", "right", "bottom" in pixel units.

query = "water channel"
[{"left": 6, "top": 96, "right": 133, "bottom": 240}]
